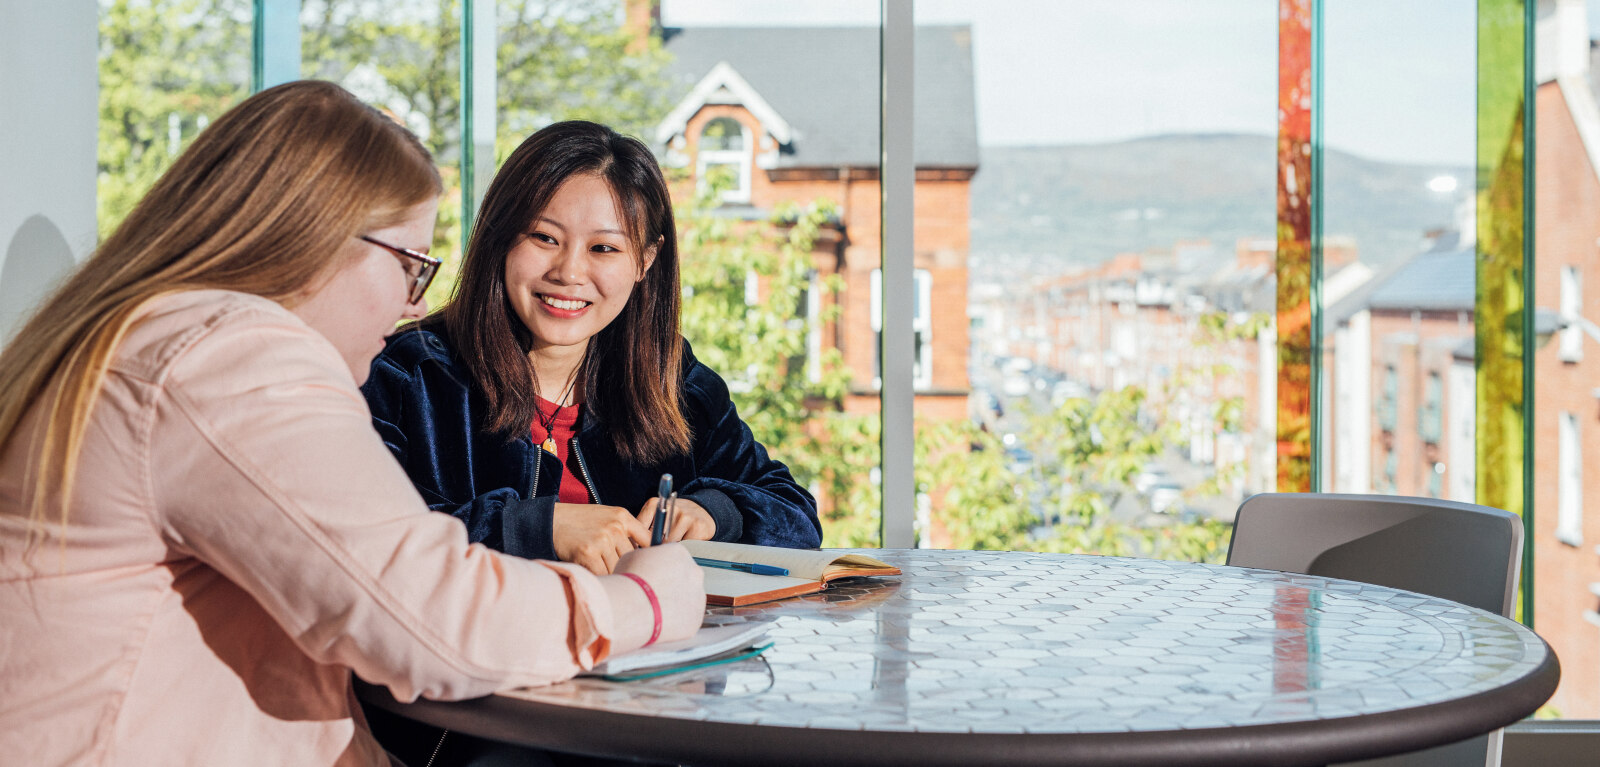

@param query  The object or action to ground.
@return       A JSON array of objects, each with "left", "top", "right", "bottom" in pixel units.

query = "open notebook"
[{"left": 682, "top": 540, "right": 901, "bottom": 606}]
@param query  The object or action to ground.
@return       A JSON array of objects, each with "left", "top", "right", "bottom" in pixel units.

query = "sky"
[{"left": 659, "top": 1, "right": 1491, "bottom": 167}]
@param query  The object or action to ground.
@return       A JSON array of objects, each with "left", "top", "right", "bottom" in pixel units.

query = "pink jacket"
[{"left": 0, "top": 291, "right": 636, "bottom": 766}]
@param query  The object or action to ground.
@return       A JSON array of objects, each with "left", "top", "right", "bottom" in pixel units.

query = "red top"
[{"left": 532, "top": 398, "right": 590, "bottom": 504}]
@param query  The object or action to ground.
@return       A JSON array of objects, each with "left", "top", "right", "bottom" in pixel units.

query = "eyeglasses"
[{"left": 360, "top": 235, "right": 441, "bottom": 304}]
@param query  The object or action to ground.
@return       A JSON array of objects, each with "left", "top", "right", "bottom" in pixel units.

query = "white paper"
[{"left": 581, "top": 622, "right": 770, "bottom": 677}]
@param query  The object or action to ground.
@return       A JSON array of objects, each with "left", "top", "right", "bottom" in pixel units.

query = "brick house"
[
  {"left": 1333, "top": 246, "right": 1476, "bottom": 504},
  {"left": 652, "top": 25, "right": 977, "bottom": 421},
  {"left": 1526, "top": 0, "right": 1600, "bottom": 717}
]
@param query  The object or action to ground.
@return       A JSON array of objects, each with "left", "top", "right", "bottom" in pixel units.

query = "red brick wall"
[
  {"left": 1532, "top": 80, "right": 1600, "bottom": 718},
  {"left": 1366, "top": 310, "right": 1470, "bottom": 498}
]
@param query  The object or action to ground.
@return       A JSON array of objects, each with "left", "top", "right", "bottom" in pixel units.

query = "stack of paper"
[{"left": 581, "top": 621, "right": 770, "bottom": 678}]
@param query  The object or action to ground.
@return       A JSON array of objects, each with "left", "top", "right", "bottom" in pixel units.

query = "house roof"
[
  {"left": 658, "top": 25, "right": 979, "bottom": 169},
  {"left": 1364, "top": 246, "right": 1476, "bottom": 312}
]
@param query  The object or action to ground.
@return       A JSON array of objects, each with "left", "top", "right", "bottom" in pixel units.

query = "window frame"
[
  {"left": 696, "top": 116, "right": 754, "bottom": 205},
  {"left": 234, "top": 0, "right": 1599, "bottom": 745}
]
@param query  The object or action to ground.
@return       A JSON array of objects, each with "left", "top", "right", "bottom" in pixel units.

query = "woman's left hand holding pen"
[{"left": 636, "top": 497, "right": 716, "bottom": 544}]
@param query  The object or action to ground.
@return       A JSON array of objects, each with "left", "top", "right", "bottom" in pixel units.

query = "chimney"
[{"left": 624, "top": 0, "right": 660, "bottom": 54}]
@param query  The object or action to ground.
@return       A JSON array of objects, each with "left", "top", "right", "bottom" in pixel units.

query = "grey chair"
[{"left": 1227, "top": 493, "right": 1524, "bottom": 767}]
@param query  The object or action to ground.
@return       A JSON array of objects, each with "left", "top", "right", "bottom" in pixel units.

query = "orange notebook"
[{"left": 681, "top": 540, "right": 901, "bottom": 607}]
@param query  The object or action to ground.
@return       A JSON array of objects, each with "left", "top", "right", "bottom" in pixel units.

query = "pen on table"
[
  {"left": 693, "top": 557, "right": 790, "bottom": 576},
  {"left": 651, "top": 474, "right": 671, "bottom": 546}
]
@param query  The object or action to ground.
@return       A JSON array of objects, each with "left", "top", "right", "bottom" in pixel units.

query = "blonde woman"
[{"left": 0, "top": 80, "right": 704, "bottom": 767}]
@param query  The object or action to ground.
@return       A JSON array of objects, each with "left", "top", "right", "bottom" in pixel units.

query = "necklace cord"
[{"left": 534, "top": 366, "right": 581, "bottom": 442}]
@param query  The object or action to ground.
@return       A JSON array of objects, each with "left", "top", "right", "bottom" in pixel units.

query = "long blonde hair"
[{"left": 0, "top": 80, "right": 441, "bottom": 544}]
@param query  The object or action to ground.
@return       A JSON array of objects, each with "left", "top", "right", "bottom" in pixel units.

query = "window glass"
[
  {"left": 657, "top": 2, "right": 884, "bottom": 546},
  {"left": 869, "top": 268, "right": 932, "bottom": 390},
  {"left": 1557, "top": 411, "right": 1582, "bottom": 546},
  {"left": 701, "top": 117, "right": 745, "bottom": 151},
  {"left": 1319, "top": 0, "right": 1476, "bottom": 511},
  {"left": 98, "top": 0, "right": 251, "bottom": 235},
  {"left": 1560, "top": 265, "right": 1583, "bottom": 362},
  {"left": 911, "top": 1, "right": 1275, "bottom": 559}
]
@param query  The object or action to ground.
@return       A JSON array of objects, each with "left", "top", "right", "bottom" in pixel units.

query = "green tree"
[
  {"left": 298, "top": 0, "right": 679, "bottom": 307},
  {"left": 919, "top": 375, "right": 1236, "bottom": 563},
  {"left": 98, "top": 0, "right": 251, "bottom": 238},
  {"left": 493, "top": 0, "right": 678, "bottom": 148},
  {"left": 673, "top": 175, "right": 882, "bottom": 548}
]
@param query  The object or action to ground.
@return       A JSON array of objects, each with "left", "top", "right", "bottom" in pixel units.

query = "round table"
[{"left": 360, "top": 550, "right": 1559, "bottom": 767}]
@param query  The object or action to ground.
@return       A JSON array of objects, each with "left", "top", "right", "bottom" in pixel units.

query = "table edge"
[{"left": 357, "top": 644, "right": 1559, "bottom": 767}]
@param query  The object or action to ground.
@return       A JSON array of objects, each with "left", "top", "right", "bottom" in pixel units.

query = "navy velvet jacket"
[{"left": 360, "top": 326, "right": 823, "bottom": 561}]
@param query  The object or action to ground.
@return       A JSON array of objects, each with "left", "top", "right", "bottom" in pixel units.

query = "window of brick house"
[
  {"left": 1558, "top": 410, "right": 1583, "bottom": 547},
  {"left": 871, "top": 268, "right": 932, "bottom": 390},
  {"left": 1560, "top": 265, "right": 1583, "bottom": 363},
  {"left": 1378, "top": 366, "right": 1399, "bottom": 433},
  {"left": 1419, "top": 372, "right": 1443, "bottom": 444},
  {"left": 697, "top": 117, "right": 752, "bottom": 204}
]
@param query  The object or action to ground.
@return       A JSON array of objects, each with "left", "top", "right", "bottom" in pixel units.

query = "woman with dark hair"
[{"left": 362, "top": 120, "right": 821, "bottom": 577}]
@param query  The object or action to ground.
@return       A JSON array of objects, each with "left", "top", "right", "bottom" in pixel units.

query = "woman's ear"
[{"left": 638, "top": 235, "right": 664, "bottom": 282}]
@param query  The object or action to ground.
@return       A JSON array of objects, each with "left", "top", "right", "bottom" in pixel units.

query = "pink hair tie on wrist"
[{"left": 619, "top": 573, "right": 662, "bottom": 646}]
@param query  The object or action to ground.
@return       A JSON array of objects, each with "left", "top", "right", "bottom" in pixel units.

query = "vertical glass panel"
[
  {"left": 99, "top": 0, "right": 252, "bottom": 235},
  {"left": 299, "top": 0, "right": 462, "bottom": 302},
  {"left": 1532, "top": 0, "right": 1598, "bottom": 720},
  {"left": 1317, "top": 0, "right": 1476, "bottom": 510},
  {"left": 912, "top": 2, "right": 1276, "bottom": 561},
  {"left": 1275, "top": 0, "right": 1315, "bottom": 493},
  {"left": 1479, "top": 0, "right": 1531, "bottom": 616},
  {"left": 655, "top": 2, "right": 884, "bottom": 546}
]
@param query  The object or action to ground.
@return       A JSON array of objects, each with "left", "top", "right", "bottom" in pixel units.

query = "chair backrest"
[
  {"left": 1226, "top": 493, "right": 1524, "bottom": 767},
  {"left": 1227, "top": 492, "right": 1522, "bottom": 618}
]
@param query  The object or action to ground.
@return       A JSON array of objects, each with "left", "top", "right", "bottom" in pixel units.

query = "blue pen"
[
  {"left": 693, "top": 557, "right": 790, "bottom": 577},
  {"left": 651, "top": 474, "right": 671, "bottom": 546}
]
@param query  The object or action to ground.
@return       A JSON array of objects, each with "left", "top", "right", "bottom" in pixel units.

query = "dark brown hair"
[{"left": 438, "top": 120, "right": 688, "bottom": 463}]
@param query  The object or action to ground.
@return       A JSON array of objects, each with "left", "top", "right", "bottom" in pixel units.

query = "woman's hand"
[
  {"left": 552, "top": 502, "right": 652, "bottom": 575},
  {"left": 636, "top": 497, "right": 717, "bottom": 543},
  {"left": 611, "top": 544, "right": 706, "bottom": 646}
]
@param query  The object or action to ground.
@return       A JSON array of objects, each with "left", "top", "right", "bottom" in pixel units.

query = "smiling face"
[
  {"left": 289, "top": 200, "right": 437, "bottom": 384},
  {"left": 504, "top": 173, "right": 654, "bottom": 360}
]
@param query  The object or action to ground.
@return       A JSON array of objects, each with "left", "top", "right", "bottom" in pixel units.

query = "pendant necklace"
[{"left": 536, "top": 370, "right": 580, "bottom": 456}]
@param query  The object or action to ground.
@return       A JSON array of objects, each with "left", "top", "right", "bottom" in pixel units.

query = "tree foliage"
[
  {"left": 98, "top": 0, "right": 251, "bottom": 238},
  {"left": 673, "top": 174, "right": 881, "bottom": 548}
]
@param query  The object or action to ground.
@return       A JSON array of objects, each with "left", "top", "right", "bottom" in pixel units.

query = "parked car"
[
  {"left": 1134, "top": 467, "right": 1171, "bottom": 496},
  {"left": 1148, "top": 483, "right": 1183, "bottom": 514}
]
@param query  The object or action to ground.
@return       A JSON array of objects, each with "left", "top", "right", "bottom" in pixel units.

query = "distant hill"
[{"left": 968, "top": 134, "right": 1470, "bottom": 275}]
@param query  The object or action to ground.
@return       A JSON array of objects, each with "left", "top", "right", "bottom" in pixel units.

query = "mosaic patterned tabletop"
[
  {"left": 500, "top": 550, "right": 1551, "bottom": 731},
  {"left": 382, "top": 550, "right": 1556, "bottom": 765}
]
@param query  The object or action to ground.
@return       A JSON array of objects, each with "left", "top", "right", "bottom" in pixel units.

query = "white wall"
[
  {"left": 0, "top": 0, "right": 98, "bottom": 345},
  {"left": 1447, "top": 357, "right": 1476, "bottom": 503},
  {"left": 1333, "top": 310, "right": 1373, "bottom": 493}
]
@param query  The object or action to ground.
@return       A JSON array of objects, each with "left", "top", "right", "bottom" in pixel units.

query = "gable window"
[{"left": 697, "top": 117, "right": 752, "bottom": 204}]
